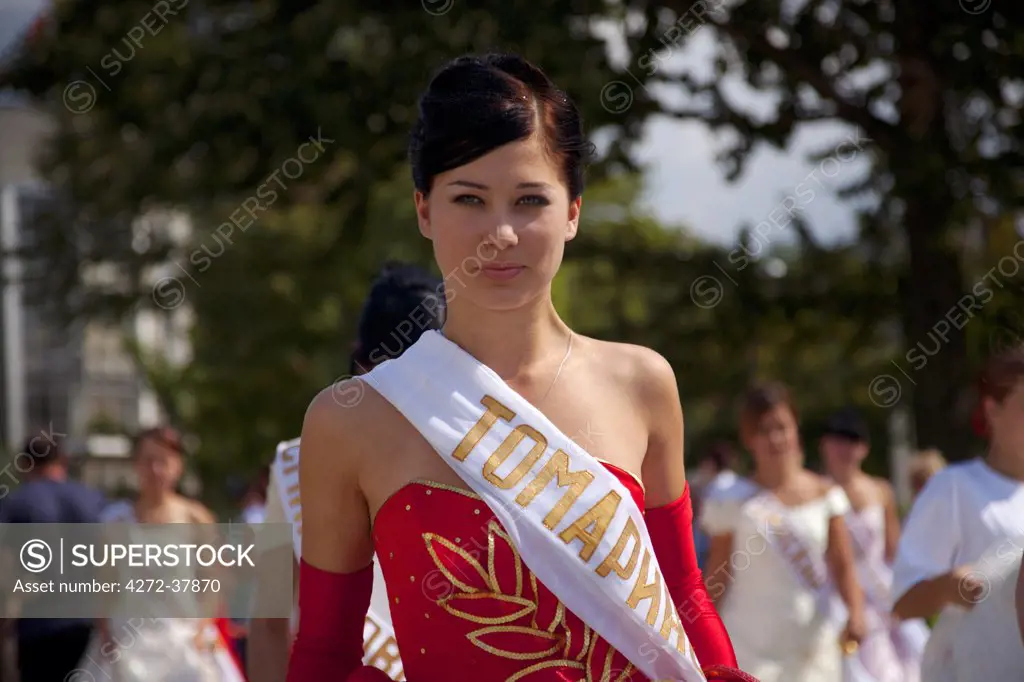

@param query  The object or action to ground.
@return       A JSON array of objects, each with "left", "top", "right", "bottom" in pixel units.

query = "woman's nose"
[{"left": 483, "top": 221, "right": 518, "bottom": 255}]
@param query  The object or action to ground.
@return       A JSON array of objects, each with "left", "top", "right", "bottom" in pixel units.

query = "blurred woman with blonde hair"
[{"left": 906, "top": 450, "right": 947, "bottom": 502}]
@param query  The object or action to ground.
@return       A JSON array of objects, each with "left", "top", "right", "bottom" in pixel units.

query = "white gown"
[
  {"left": 74, "top": 501, "right": 245, "bottom": 682},
  {"left": 843, "top": 504, "right": 928, "bottom": 682},
  {"left": 891, "top": 459, "right": 1024, "bottom": 681},
  {"left": 701, "top": 480, "right": 850, "bottom": 682}
]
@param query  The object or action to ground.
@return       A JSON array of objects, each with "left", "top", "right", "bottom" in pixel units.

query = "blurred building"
[{"left": 0, "top": 98, "right": 192, "bottom": 494}]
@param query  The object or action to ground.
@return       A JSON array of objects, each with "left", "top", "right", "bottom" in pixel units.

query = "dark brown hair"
[
  {"left": 132, "top": 426, "right": 185, "bottom": 457},
  {"left": 739, "top": 381, "right": 799, "bottom": 435},
  {"left": 409, "top": 53, "right": 595, "bottom": 198},
  {"left": 972, "top": 343, "right": 1024, "bottom": 437}
]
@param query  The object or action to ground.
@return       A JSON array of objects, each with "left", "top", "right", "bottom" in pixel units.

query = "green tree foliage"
[
  {"left": 0, "top": 0, "right": 637, "bottom": 319},
  {"left": 3, "top": 0, "right": 1022, "bottom": 478},
  {"left": 607, "top": 0, "right": 1024, "bottom": 457},
  {"left": 566, "top": 174, "right": 905, "bottom": 473}
]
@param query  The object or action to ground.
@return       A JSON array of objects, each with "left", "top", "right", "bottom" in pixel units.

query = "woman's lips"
[{"left": 480, "top": 264, "right": 524, "bottom": 281}]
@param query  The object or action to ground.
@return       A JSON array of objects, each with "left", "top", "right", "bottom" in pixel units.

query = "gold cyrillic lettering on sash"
[
  {"left": 453, "top": 396, "right": 515, "bottom": 462},
  {"left": 558, "top": 490, "right": 621, "bottom": 561},
  {"left": 515, "top": 449, "right": 595, "bottom": 529},
  {"left": 281, "top": 445, "right": 299, "bottom": 476},
  {"left": 595, "top": 518, "right": 640, "bottom": 579},
  {"left": 627, "top": 550, "right": 662, "bottom": 625},
  {"left": 483, "top": 425, "right": 547, "bottom": 489},
  {"left": 659, "top": 579, "right": 685, "bottom": 648}
]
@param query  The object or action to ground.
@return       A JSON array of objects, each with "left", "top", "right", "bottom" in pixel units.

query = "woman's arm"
[
  {"left": 893, "top": 568, "right": 980, "bottom": 619},
  {"left": 249, "top": 467, "right": 298, "bottom": 682},
  {"left": 248, "top": 551, "right": 298, "bottom": 682},
  {"left": 702, "top": 534, "right": 736, "bottom": 605},
  {"left": 825, "top": 515, "right": 866, "bottom": 643},
  {"left": 634, "top": 349, "right": 737, "bottom": 668},
  {"left": 287, "top": 385, "right": 376, "bottom": 682},
  {"left": 1016, "top": 561, "right": 1024, "bottom": 646},
  {"left": 880, "top": 480, "right": 901, "bottom": 564},
  {"left": 890, "top": 470, "right": 980, "bottom": 620}
]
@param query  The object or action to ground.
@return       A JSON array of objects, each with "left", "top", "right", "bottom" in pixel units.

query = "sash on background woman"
[
  {"left": 362, "top": 329, "right": 707, "bottom": 682},
  {"left": 75, "top": 502, "right": 246, "bottom": 682},
  {"left": 843, "top": 510, "right": 926, "bottom": 682},
  {"left": 743, "top": 491, "right": 873, "bottom": 682},
  {"left": 270, "top": 439, "right": 405, "bottom": 680}
]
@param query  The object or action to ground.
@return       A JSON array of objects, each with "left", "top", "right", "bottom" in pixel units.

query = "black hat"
[{"left": 822, "top": 407, "right": 869, "bottom": 442}]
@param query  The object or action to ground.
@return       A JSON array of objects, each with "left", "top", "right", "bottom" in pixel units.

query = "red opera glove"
[
  {"left": 645, "top": 483, "right": 739, "bottom": 670},
  {"left": 346, "top": 666, "right": 394, "bottom": 681},
  {"left": 286, "top": 560, "right": 374, "bottom": 682}
]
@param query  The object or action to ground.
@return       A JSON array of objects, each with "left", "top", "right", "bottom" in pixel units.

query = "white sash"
[
  {"left": 744, "top": 490, "right": 845, "bottom": 629},
  {"left": 76, "top": 618, "right": 245, "bottom": 682},
  {"left": 362, "top": 330, "right": 707, "bottom": 682},
  {"left": 85, "top": 504, "right": 246, "bottom": 682},
  {"left": 843, "top": 510, "right": 894, "bottom": 618},
  {"left": 271, "top": 439, "right": 405, "bottom": 680}
]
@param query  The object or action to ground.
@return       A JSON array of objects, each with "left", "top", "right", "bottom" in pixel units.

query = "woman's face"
[
  {"left": 821, "top": 435, "right": 868, "bottom": 476},
  {"left": 986, "top": 378, "right": 1024, "bottom": 453},
  {"left": 414, "top": 134, "right": 581, "bottom": 312},
  {"left": 134, "top": 438, "right": 183, "bottom": 494},
  {"left": 744, "top": 404, "right": 802, "bottom": 471}
]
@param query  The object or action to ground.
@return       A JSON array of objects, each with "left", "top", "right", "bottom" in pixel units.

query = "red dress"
[{"left": 371, "top": 463, "right": 656, "bottom": 681}]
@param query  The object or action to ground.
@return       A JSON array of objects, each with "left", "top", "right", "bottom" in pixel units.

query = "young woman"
[
  {"left": 906, "top": 450, "right": 946, "bottom": 503},
  {"left": 248, "top": 261, "right": 445, "bottom": 682},
  {"left": 78, "top": 427, "right": 244, "bottom": 682},
  {"left": 819, "top": 409, "right": 926, "bottom": 682},
  {"left": 700, "top": 384, "right": 866, "bottom": 682},
  {"left": 287, "top": 54, "right": 752, "bottom": 682},
  {"left": 892, "top": 345, "right": 1024, "bottom": 681}
]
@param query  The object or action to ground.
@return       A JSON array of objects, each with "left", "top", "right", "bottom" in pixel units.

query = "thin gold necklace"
[{"left": 538, "top": 332, "right": 574, "bottom": 405}]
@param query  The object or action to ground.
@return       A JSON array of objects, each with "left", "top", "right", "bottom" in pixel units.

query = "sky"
[{"left": 0, "top": 1, "right": 862, "bottom": 247}]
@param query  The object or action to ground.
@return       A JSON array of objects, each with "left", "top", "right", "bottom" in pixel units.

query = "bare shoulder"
[
  {"left": 186, "top": 500, "right": 216, "bottom": 524},
  {"left": 807, "top": 472, "right": 836, "bottom": 497},
  {"left": 582, "top": 337, "right": 678, "bottom": 405},
  {"left": 872, "top": 476, "right": 896, "bottom": 503},
  {"left": 301, "top": 377, "right": 401, "bottom": 475}
]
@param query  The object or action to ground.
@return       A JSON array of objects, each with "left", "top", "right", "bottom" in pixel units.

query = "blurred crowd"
[{"left": 1, "top": 261, "right": 1022, "bottom": 682}]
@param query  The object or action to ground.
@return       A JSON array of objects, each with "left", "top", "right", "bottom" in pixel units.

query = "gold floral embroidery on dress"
[{"left": 422, "top": 519, "right": 639, "bottom": 681}]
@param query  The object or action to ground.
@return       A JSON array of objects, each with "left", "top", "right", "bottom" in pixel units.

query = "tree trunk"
[{"left": 900, "top": 194, "right": 975, "bottom": 460}]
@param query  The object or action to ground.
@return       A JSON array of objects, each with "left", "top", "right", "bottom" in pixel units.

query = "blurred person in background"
[
  {"left": 228, "top": 466, "right": 271, "bottom": 669},
  {"left": 693, "top": 441, "right": 740, "bottom": 501},
  {"left": 240, "top": 468, "right": 269, "bottom": 525},
  {"left": 891, "top": 345, "right": 1024, "bottom": 681},
  {"left": 820, "top": 407, "right": 926, "bottom": 682},
  {"left": 0, "top": 433, "right": 106, "bottom": 682},
  {"left": 701, "top": 382, "right": 865, "bottom": 682},
  {"left": 691, "top": 441, "right": 740, "bottom": 568},
  {"left": 248, "top": 261, "right": 446, "bottom": 682},
  {"left": 906, "top": 449, "right": 947, "bottom": 502},
  {"left": 78, "top": 426, "right": 245, "bottom": 682}
]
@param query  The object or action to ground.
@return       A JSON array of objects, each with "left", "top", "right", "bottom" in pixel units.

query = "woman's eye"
[
  {"left": 518, "top": 195, "right": 550, "bottom": 206},
  {"left": 453, "top": 194, "right": 483, "bottom": 205}
]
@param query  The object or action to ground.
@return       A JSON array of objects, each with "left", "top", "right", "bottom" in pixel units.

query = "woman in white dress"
[
  {"left": 701, "top": 382, "right": 866, "bottom": 682},
  {"left": 820, "top": 408, "right": 927, "bottom": 682},
  {"left": 892, "top": 345, "right": 1024, "bottom": 681},
  {"left": 77, "top": 426, "right": 244, "bottom": 682}
]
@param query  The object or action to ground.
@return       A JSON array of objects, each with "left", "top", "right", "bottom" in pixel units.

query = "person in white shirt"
[
  {"left": 246, "top": 261, "right": 444, "bottom": 682},
  {"left": 891, "top": 344, "right": 1024, "bottom": 681}
]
